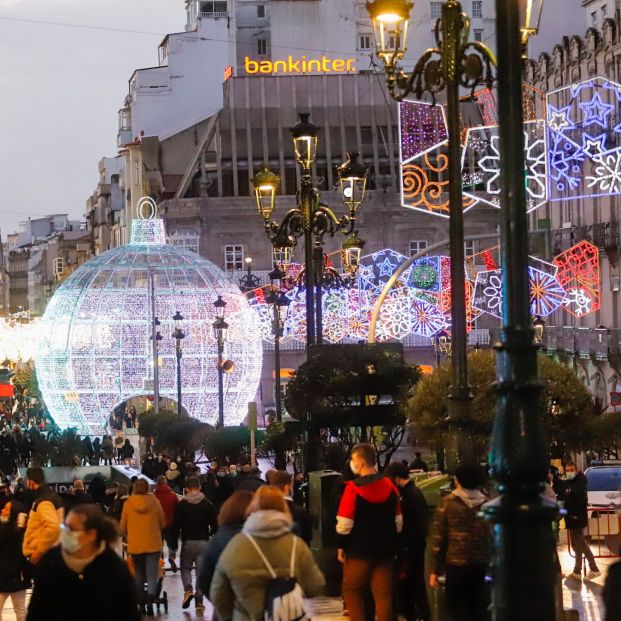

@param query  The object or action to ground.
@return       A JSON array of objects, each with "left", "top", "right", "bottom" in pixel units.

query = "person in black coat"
[
  {"left": 271, "top": 470, "right": 312, "bottom": 544},
  {"left": 604, "top": 560, "right": 621, "bottom": 621},
  {"left": 27, "top": 504, "right": 139, "bottom": 621},
  {"left": 0, "top": 500, "right": 29, "bottom": 621},
  {"left": 172, "top": 477, "right": 218, "bottom": 611},
  {"left": 562, "top": 462, "right": 600, "bottom": 579},
  {"left": 198, "top": 489, "right": 254, "bottom": 600},
  {"left": 385, "top": 461, "right": 431, "bottom": 621}
]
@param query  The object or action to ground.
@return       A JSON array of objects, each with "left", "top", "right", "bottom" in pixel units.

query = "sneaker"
[
  {"left": 182, "top": 590, "right": 194, "bottom": 609},
  {"left": 145, "top": 603, "right": 154, "bottom": 617},
  {"left": 169, "top": 557, "right": 178, "bottom": 573},
  {"left": 587, "top": 569, "right": 601, "bottom": 580},
  {"left": 567, "top": 572, "right": 583, "bottom": 580},
  {"left": 196, "top": 601, "right": 205, "bottom": 614}
]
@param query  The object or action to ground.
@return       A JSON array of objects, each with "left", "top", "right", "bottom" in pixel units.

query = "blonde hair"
[{"left": 245, "top": 485, "right": 290, "bottom": 517}]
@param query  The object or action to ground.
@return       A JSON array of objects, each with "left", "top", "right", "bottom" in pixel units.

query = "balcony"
[
  {"left": 201, "top": 10, "right": 228, "bottom": 18},
  {"left": 542, "top": 326, "right": 621, "bottom": 360},
  {"left": 547, "top": 221, "right": 621, "bottom": 255}
]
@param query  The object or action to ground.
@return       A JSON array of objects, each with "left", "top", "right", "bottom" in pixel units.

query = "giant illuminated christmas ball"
[{"left": 35, "top": 210, "right": 263, "bottom": 436}]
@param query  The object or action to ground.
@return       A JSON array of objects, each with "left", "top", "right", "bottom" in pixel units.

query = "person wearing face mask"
[
  {"left": 0, "top": 500, "right": 29, "bottom": 621},
  {"left": 562, "top": 461, "right": 600, "bottom": 580},
  {"left": 27, "top": 504, "right": 139, "bottom": 621},
  {"left": 22, "top": 467, "right": 64, "bottom": 566},
  {"left": 214, "top": 467, "right": 234, "bottom": 506},
  {"left": 336, "top": 443, "right": 402, "bottom": 621},
  {"left": 172, "top": 477, "right": 218, "bottom": 613}
]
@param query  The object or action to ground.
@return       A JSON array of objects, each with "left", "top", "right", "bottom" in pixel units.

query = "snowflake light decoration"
[
  {"left": 553, "top": 240, "right": 601, "bottom": 317},
  {"left": 358, "top": 249, "right": 411, "bottom": 293},
  {"left": 462, "top": 120, "right": 547, "bottom": 212},
  {"left": 35, "top": 214, "right": 263, "bottom": 435},
  {"left": 375, "top": 289, "right": 412, "bottom": 342},
  {"left": 528, "top": 267, "right": 565, "bottom": 317},
  {"left": 547, "top": 76, "right": 621, "bottom": 202},
  {"left": 410, "top": 297, "right": 446, "bottom": 337}
]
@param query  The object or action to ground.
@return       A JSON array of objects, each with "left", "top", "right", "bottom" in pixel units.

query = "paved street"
[{"left": 0, "top": 543, "right": 611, "bottom": 620}]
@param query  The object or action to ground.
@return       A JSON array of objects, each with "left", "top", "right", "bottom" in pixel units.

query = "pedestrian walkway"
[{"left": 0, "top": 548, "right": 609, "bottom": 620}]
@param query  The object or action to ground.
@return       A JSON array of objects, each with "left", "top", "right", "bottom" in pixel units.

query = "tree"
[
  {"left": 408, "top": 350, "right": 598, "bottom": 458},
  {"left": 138, "top": 411, "right": 211, "bottom": 459},
  {"left": 202, "top": 426, "right": 265, "bottom": 465},
  {"left": 285, "top": 344, "right": 420, "bottom": 428},
  {"left": 259, "top": 421, "right": 300, "bottom": 470},
  {"left": 13, "top": 364, "right": 41, "bottom": 402}
]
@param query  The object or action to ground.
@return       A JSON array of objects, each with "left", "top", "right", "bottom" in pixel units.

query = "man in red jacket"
[
  {"left": 336, "top": 443, "right": 402, "bottom": 621},
  {"left": 154, "top": 475, "right": 179, "bottom": 572}
]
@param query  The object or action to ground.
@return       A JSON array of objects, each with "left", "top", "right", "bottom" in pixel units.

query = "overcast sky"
[
  {"left": 0, "top": 0, "right": 585, "bottom": 236},
  {"left": 0, "top": 0, "right": 180, "bottom": 234}
]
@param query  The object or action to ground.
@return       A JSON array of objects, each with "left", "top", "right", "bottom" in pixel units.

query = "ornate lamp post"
[
  {"left": 367, "top": 0, "right": 495, "bottom": 469},
  {"left": 171, "top": 311, "right": 185, "bottom": 417},
  {"left": 239, "top": 256, "right": 260, "bottom": 292},
  {"left": 252, "top": 119, "right": 367, "bottom": 347},
  {"left": 267, "top": 267, "right": 290, "bottom": 423},
  {"left": 213, "top": 296, "right": 229, "bottom": 428}
]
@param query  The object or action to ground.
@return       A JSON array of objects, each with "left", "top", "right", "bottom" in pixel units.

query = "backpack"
[{"left": 244, "top": 533, "right": 309, "bottom": 621}]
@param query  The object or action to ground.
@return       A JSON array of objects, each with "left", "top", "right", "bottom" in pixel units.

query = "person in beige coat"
[
  {"left": 210, "top": 486, "right": 325, "bottom": 621},
  {"left": 120, "top": 478, "right": 165, "bottom": 609}
]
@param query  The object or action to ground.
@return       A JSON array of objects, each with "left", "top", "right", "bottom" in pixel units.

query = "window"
[
  {"left": 257, "top": 38, "right": 267, "bottom": 56},
  {"left": 273, "top": 247, "right": 293, "bottom": 269},
  {"left": 257, "top": 4, "right": 265, "bottom": 18},
  {"left": 409, "top": 240, "right": 428, "bottom": 257},
  {"left": 170, "top": 229, "right": 200, "bottom": 254},
  {"left": 359, "top": 34, "right": 372, "bottom": 50},
  {"left": 474, "top": 29, "right": 483, "bottom": 41},
  {"left": 430, "top": 2, "right": 442, "bottom": 19},
  {"left": 591, "top": 11, "right": 597, "bottom": 26},
  {"left": 360, "top": 126, "right": 373, "bottom": 145},
  {"left": 472, "top": 0, "right": 483, "bottom": 18},
  {"left": 224, "top": 245, "right": 244, "bottom": 271},
  {"left": 465, "top": 240, "right": 475, "bottom": 257}
]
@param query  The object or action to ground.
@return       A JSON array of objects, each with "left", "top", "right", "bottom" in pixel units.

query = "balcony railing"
[
  {"left": 201, "top": 11, "right": 228, "bottom": 18},
  {"left": 547, "top": 221, "right": 621, "bottom": 254},
  {"left": 542, "top": 326, "right": 621, "bottom": 360}
]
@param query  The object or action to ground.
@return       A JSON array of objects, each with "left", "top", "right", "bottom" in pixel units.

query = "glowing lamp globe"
[{"left": 35, "top": 209, "right": 263, "bottom": 436}]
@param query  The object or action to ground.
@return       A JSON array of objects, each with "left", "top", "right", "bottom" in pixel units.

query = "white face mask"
[
  {"left": 566, "top": 471, "right": 576, "bottom": 480},
  {"left": 0, "top": 515, "right": 9, "bottom": 524},
  {"left": 349, "top": 460, "right": 361, "bottom": 475},
  {"left": 60, "top": 526, "right": 82, "bottom": 554}
]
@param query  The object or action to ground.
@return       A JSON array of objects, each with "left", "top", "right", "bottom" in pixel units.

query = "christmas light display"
[
  {"left": 462, "top": 120, "right": 547, "bottom": 212},
  {"left": 0, "top": 319, "right": 42, "bottom": 362},
  {"left": 547, "top": 76, "right": 621, "bottom": 202},
  {"left": 553, "top": 240, "right": 601, "bottom": 317},
  {"left": 248, "top": 242, "right": 601, "bottom": 345},
  {"left": 35, "top": 213, "right": 263, "bottom": 435}
]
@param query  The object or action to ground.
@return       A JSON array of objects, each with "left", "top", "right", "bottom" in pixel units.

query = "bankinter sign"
[{"left": 245, "top": 55, "right": 356, "bottom": 75}]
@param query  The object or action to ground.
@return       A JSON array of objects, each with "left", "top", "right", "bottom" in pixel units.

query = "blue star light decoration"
[{"left": 547, "top": 76, "right": 621, "bottom": 202}]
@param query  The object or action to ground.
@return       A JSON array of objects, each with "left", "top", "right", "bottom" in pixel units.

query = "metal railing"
[
  {"left": 548, "top": 221, "right": 621, "bottom": 254},
  {"left": 201, "top": 11, "right": 228, "bottom": 18},
  {"left": 543, "top": 326, "right": 621, "bottom": 359}
]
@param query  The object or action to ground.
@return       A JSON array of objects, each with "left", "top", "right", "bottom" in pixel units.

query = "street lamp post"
[
  {"left": 252, "top": 121, "right": 367, "bottom": 348},
  {"left": 213, "top": 295, "right": 228, "bottom": 428},
  {"left": 253, "top": 124, "right": 367, "bottom": 473},
  {"left": 267, "top": 267, "right": 291, "bottom": 423},
  {"left": 367, "top": 0, "right": 495, "bottom": 469},
  {"left": 239, "top": 256, "right": 260, "bottom": 292},
  {"left": 172, "top": 311, "right": 185, "bottom": 417},
  {"left": 484, "top": 0, "right": 556, "bottom": 618}
]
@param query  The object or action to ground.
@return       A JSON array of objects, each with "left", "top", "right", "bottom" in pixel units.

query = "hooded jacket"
[
  {"left": 336, "top": 473, "right": 402, "bottom": 560},
  {"left": 154, "top": 483, "right": 179, "bottom": 527},
  {"left": 431, "top": 488, "right": 490, "bottom": 573},
  {"left": 562, "top": 471, "right": 588, "bottom": 529},
  {"left": 172, "top": 490, "right": 217, "bottom": 542},
  {"left": 120, "top": 492, "right": 165, "bottom": 554},
  {"left": 0, "top": 513, "right": 29, "bottom": 592},
  {"left": 210, "top": 510, "right": 325, "bottom": 621}
]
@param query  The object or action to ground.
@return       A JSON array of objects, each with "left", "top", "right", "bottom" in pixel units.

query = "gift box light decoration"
[{"left": 35, "top": 204, "right": 263, "bottom": 435}]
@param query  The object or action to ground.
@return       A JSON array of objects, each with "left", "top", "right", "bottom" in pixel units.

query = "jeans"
[
  {"left": 445, "top": 564, "right": 489, "bottom": 621},
  {"left": 342, "top": 557, "right": 393, "bottom": 621},
  {"left": 181, "top": 539, "right": 209, "bottom": 603},
  {"left": 398, "top": 544, "right": 430, "bottom": 621},
  {"left": 0, "top": 590, "right": 27, "bottom": 621},
  {"left": 569, "top": 528, "right": 598, "bottom": 573},
  {"left": 132, "top": 552, "right": 161, "bottom": 600}
]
